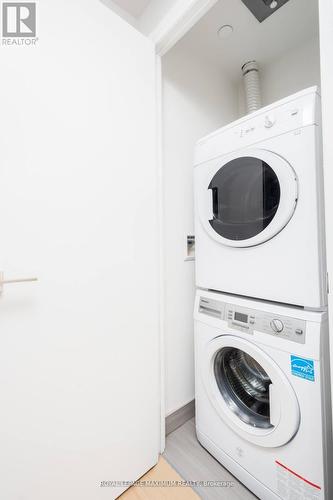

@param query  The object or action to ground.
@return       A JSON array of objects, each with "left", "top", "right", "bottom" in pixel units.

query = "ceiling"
[
  {"left": 111, "top": 0, "right": 151, "bottom": 18},
  {"left": 172, "top": 0, "right": 319, "bottom": 80}
]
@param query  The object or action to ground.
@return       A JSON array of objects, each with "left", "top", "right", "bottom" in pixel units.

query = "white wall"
[
  {"left": 162, "top": 47, "right": 238, "bottom": 415},
  {"left": 98, "top": 0, "right": 137, "bottom": 27},
  {"left": 261, "top": 37, "right": 321, "bottom": 105},
  {"left": 238, "top": 36, "right": 321, "bottom": 115},
  {"left": 140, "top": 0, "right": 218, "bottom": 40},
  {"left": 140, "top": 0, "right": 179, "bottom": 34}
]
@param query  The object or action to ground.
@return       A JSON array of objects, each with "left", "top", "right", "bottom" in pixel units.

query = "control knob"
[{"left": 270, "top": 319, "right": 284, "bottom": 333}]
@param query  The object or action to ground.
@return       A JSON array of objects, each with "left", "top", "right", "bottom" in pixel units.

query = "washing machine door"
[
  {"left": 202, "top": 335, "right": 300, "bottom": 448},
  {"left": 197, "top": 149, "right": 298, "bottom": 248}
]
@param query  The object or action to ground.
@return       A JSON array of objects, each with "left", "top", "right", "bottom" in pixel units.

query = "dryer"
[
  {"left": 194, "top": 87, "right": 327, "bottom": 308},
  {"left": 194, "top": 290, "right": 333, "bottom": 500}
]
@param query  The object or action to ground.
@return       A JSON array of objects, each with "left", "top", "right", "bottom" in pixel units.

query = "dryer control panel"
[{"left": 199, "top": 297, "right": 306, "bottom": 344}]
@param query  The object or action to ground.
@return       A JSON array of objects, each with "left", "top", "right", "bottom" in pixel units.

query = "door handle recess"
[
  {"left": 212, "top": 187, "right": 218, "bottom": 218},
  {"left": 269, "top": 383, "right": 281, "bottom": 427},
  {"left": 207, "top": 189, "right": 213, "bottom": 221}
]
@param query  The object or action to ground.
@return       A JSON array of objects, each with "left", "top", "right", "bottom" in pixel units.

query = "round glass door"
[
  {"left": 214, "top": 347, "right": 272, "bottom": 429},
  {"left": 209, "top": 157, "right": 281, "bottom": 241},
  {"left": 197, "top": 149, "right": 298, "bottom": 248},
  {"left": 202, "top": 335, "right": 300, "bottom": 447}
]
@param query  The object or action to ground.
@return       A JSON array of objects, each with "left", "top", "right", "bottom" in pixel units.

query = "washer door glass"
[
  {"left": 203, "top": 335, "right": 300, "bottom": 447},
  {"left": 214, "top": 347, "right": 273, "bottom": 429},
  {"left": 208, "top": 157, "right": 281, "bottom": 241}
]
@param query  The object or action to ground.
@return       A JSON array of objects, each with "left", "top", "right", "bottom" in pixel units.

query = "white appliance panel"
[
  {"left": 194, "top": 290, "right": 332, "bottom": 500},
  {"left": 194, "top": 89, "right": 326, "bottom": 308}
]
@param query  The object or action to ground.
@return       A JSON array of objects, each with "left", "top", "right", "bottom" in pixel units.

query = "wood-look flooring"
[
  {"left": 120, "top": 456, "right": 199, "bottom": 500},
  {"left": 121, "top": 417, "right": 257, "bottom": 500},
  {"left": 164, "top": 418, "right": 257, "bottom": 500}
]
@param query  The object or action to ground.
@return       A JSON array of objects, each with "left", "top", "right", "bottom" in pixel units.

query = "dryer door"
[
  {"left": 197, "top": 149, "right": 298, "bottom": 248},
  {"left": 202, "top": 335, "right": 300, "bottom": 448}
]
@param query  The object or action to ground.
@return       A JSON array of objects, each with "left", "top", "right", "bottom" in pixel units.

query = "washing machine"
[
  {"left": 194, "top": 289, "right": 333, "bottom": 500},
  {"left": 194, "top": 87, "right": 327, "bottom": 309}
]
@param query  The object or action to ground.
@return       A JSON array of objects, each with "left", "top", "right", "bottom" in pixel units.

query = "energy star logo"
[
  {"left": 291, "top": 355, "right": 315, "bottom": 382},
  {"left": 2, "top": 2, "right": 38, "bottom": 45}
]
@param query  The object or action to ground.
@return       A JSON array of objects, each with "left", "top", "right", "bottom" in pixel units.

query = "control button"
[
  {"left": 270, "top": 319, "right": 284, "bottom": 333},
  {"left": 264, "top": 115, "right": 275, "bottom": 128},
  {"left": 295, "top": 328, "right": 304, "bottom": 335},
  {"left": 249, "top": 320, "right": 255, "bottom": 325}
]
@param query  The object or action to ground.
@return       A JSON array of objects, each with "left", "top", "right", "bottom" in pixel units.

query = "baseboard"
[{"left": 165, "top": 400, "right": 195, "bottom": 436}]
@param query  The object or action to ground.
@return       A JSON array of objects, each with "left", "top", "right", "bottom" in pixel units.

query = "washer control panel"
[
  {"left": 225, "top": 304, "right": 256, "bottom": 335},
  {"left": 225, "top": 304, "right": 306, "bottom": 343},
  {"left": 199, "top": 297, "right": 306, "bottom": 344}
]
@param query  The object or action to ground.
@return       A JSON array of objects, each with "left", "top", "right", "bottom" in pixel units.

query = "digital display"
[{"left": 234, "top": 312, "right": 248, "bottom": 323}]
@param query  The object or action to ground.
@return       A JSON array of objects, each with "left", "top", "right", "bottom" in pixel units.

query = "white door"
[
  {"left": 202, "top": 336, "right": 300, "bottom": 447},
  {"left": 0, "top": 1, "right": 159, "bottom": 499},
  {"left": 197, "top": 149, "right": 298, "bottom": 247}
]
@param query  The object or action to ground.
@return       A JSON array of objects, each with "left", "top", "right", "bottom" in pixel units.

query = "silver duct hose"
[{"left": 242, "top": 61, "right": 262, "bottom": 114}]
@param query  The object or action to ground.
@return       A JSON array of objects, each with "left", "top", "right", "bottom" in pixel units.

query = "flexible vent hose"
[{"left": 242, "top": 61, "right": 262, "bottom": 114}]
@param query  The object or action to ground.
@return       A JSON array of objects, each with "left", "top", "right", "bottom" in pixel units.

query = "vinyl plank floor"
[
  {"left": 163, "top": 418, "right": 257, "bottom": 500},
  {"left": 120, "top": 457, "right": 199, "bottom": 500}
]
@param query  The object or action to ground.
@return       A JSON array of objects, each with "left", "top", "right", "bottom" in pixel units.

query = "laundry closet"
[
  {"left": 162, "top": 0, "right": 321, "bottom": 421},
  {"left": 161, "top": 2, "right": 332, "bottom": 497}
]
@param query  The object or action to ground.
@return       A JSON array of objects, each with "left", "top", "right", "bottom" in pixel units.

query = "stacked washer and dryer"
[{"left": 193, "top": 87, "right": 333, "bottom": 499}]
